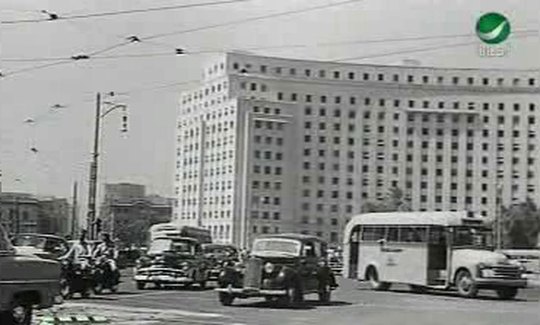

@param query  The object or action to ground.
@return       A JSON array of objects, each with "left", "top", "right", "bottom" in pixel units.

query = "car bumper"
[
  {"left": 215, "top": 285, "right": 287, "bottom": 296},
  {"left": 475, "top": 278, "right": 528, "bottom": 289},
  {"left": 134, "top": 274, "right": 194, "bottom": 284},
  {"left": 208, "top": 269, "right": 221, "bottom": 280}
]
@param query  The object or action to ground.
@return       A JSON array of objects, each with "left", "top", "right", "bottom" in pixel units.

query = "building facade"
[
  {"left": 174, "top": 52, "right": 540, "bottom": 246},
  {"left": 0, "top": 192, "right": 70, "bottom": 235},
  {"left": 100, "top": 183, "right": 174, "bottom": 247}
]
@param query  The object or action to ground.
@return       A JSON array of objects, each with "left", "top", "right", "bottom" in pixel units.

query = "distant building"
[
  {"left": 0, "top": 192, "right": 70, "bottom": 235},
  {"left": 174, "top": 52, "right": 540, "bottom": 247},
  {"left": 37, "top": 197, "right": 70, "bottom": 235},
  {"left": 100, "top": 183, "right": 175, "bottom": 247}
]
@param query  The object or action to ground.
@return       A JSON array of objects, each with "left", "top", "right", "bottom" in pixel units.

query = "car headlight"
[
  {"left": 264, "top": 262, "right": 274, "bottom": 274},
  {"left": 181, "top": 262, "right": 190, "bottom": 271}
]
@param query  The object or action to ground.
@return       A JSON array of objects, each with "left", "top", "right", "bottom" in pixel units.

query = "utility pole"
[
  {"left": 71, "top": 181, "right": 78, "bottom": 237},
  {"left": 87, "top": 92, "right": 101, "bottom": 240},
  {"left": 86, "top": 92, "right": 127, "bottom": 240}
]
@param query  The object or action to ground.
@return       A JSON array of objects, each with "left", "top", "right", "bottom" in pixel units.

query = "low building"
[
  {"left": 0, "top": 192, "right": 70, "bottom": 235},
  {"left": 100, "top": 183, "right": 175, "bottom": 247}
]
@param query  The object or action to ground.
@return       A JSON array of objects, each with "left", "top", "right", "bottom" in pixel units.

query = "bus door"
[
  {"left": 380, "top": 226, "right": 428, "bottom": 285},
  {"left": 426, "top": 226, "right": 448, "bottom": 286},
  {"left": 348, "top": 226, "right": 360, "bottom": 278}
]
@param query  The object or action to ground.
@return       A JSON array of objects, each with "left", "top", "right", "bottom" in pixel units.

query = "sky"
[{"left": 0, "top": 0, "right": 539, "bottom": 216}]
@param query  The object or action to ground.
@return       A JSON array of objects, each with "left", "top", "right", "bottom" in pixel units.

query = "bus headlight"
[
  {"left": 264, "top": 262, "right": 274, "bottom": 274},
  {"left": 480, "top": 268, "right": 495, "bottom": 278}
]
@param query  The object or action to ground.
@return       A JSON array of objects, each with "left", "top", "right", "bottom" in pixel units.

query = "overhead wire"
[
  {"left": 334, "top": 31, "right": 539, "bottom": 62},
  {"left": 4, "top": 29, "right": 536, "bottom": 63},
  {"left": 141, "top": 0, "right": 364, "bottom": 41},
  {"left": 0, "top": 0, "right": 249, "bottom": 25}
]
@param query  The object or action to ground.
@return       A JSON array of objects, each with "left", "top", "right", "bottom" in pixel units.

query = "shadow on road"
[
  {"left": 232, "top": 299, "right": 352, "bottom": 310},
  {"left": 356, "top": 284, "right": 536, "bottom": 302},
  {"left": 389, "top": 288, "right": 534, "bottom": 302}
]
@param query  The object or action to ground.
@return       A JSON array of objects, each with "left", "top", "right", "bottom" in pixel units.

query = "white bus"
[
  {"left": 149, "top": 223, "right": 212, "bottom": 244},
  {"left": 343, "top": 211, "right": 527, "bottom": 299}
]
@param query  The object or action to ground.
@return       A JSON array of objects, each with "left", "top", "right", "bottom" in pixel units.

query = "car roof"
[
  {"left": 15, "top": 233, "right": 66, "bottom": 241},
  {"left": 202, "top": 243, "right": 237, "bottom": 249},
  {"left": 257, "top": 233, "right": 326, "bottom": 243},
  {"left": 153, "top": 236, "right": 198, "bottom": 242}
]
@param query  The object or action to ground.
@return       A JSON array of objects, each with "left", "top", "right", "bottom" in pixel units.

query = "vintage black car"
[
  {"left": 134, "top": 236, "right": 208, "bottom": 289},
  {"left": 215, "top": 234, "right": 337, "bottom": 306},
  {"left": 202, "top": 244, "right": 239, "bottom": 281}
]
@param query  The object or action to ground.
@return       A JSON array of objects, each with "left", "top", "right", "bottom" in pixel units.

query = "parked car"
[
  {"left": 0, "top": 225, "right": 61, "bottom": 325},
  {"left": 11, "top": 234, "right": 69, "bottom": 261},
  {"left": 202, "top": 244, "right": 239, "bottom": 281},
  {"left": 215, "top": 234, "right": 337, "bottom": 306},
  {"left": 134, "top": 236, "right": 208, "bottom": 290}
]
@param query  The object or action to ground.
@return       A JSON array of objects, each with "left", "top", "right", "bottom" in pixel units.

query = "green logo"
[{"left": 476, "top": 12, "right": 511, "bottom": 44}]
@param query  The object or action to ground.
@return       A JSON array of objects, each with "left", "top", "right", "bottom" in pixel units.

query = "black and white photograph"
[{"left": 0, "top": 0, "right": 539, "bottom": 324}]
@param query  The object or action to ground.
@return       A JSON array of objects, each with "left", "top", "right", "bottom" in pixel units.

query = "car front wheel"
[{"left": 1, "top": 304, "right": 33, "bottom": 325}]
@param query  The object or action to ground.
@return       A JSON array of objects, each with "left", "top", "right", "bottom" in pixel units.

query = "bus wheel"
[
  {"left": 496, "top": 288, "right": 518, "bottom": 300},
  {"left": 366, "top": 267, "right": 391, "bottom": 291},
  {"left": 456, "top": 270, "right": 478, "bottom": 298}
]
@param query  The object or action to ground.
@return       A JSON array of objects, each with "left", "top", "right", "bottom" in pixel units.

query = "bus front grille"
[{"left": 492, "top": 265, "right": 521, "bottom": 279}]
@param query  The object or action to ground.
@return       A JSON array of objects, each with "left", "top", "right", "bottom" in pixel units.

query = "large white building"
[{"left": 174, "top": 52, "right": 540, "bottom": 247}]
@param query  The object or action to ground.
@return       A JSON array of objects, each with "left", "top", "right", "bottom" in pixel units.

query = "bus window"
[
  {"left": 428, "top": 227, "right": 446, "bottom": 245},
  {"left": 400, "top": 227, "right": 427, "bottom": 243},
  {"left": 387, "top": 227, "right": 399, "bottom": 242},
  {"left": 361, "top": 226, "right": 386, "bottom": 241}
]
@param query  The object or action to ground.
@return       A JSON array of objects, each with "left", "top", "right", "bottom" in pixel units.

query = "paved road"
[{"left": 39, "top": 273, "right": 540, "bottom": 325}]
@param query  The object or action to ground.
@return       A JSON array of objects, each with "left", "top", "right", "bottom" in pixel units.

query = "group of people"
[{"left": 62, "top": 230, "right": 118, "bottom": 272}]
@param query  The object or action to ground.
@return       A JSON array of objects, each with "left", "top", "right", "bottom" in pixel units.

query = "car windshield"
[
  {"left": 251, "top": 239, "right": 301, "bottom": 257},
  {"left": 148, "top": 238, "right": 196, "bottom": 255},
  {"left": 0, "top": 225, "right": 14, "bottom": 252},
  {"left": 452, "top": 227, "right": 493, "bottom": 249},
  {"left": 12, "top": 235, "right": 48, "bottom": 249},
  {"left": 203, "top": 246, "right": 237, "bottom": 256}
]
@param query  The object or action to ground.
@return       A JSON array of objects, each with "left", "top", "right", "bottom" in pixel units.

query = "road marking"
[{"left": 64, "top": 302, "right": 226, "bottom": 319}]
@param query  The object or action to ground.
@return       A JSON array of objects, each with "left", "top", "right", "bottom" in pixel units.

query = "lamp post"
[{"left": 86, "top": 92, "right": 127, "bottom": 240}]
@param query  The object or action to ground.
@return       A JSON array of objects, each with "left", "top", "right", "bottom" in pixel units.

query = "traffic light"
[{"left": 120, "top": 106, "right": 128, "bottom": 133}]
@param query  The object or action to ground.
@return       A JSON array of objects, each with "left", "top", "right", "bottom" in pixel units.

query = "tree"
[
  {"left": 500, "top": 199, "right": 540, "bottom": 249},
  {"left": 361, "top": 187, "right": 411, "bottom": 213}
]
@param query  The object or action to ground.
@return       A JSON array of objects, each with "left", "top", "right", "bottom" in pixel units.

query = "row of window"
[
  {"left": 251, "top": 211, "right": 281, "bottom": 220},
  {"left": 302, "top": 189, "right": 354, "bottom": 199},
  {"left": 253, "top": 165, "right": 283, "bottom": 175},
  {"left": 181, "top": 80, "right": 228, "bottom": 103},
  {"left": 252, "top": 181, "right": 282, "bottom": 190},
  {"left": 301, "top": 216, "right": 340, "bottom": 226},
  {"left": 233, "top": 61, "right": 537, "bottom": 87},
  {"left": 274, "top": 91, "right": 539, "bottom": 113},
  {"left": 300, "top": 203, "right": 354, "bottom": 213}
]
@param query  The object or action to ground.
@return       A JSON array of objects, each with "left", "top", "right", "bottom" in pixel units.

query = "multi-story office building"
[{"left": 174, "top": 51, "right": 539, "bottom": 247}]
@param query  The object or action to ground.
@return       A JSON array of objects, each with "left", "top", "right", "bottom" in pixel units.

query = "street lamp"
[{"left": 86, "top": 92, "right": 128, "bottom": 240}]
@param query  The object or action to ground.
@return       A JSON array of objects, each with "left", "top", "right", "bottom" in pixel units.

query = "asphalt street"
[{"left": 36, "top": 272, "right": 540, "bottom": 325}]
